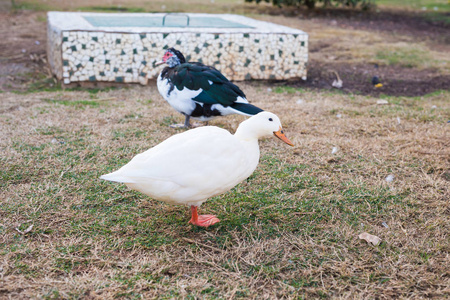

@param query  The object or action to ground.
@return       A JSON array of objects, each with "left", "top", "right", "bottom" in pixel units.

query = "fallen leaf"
[{"left": 359, "top": 232, "right": 381, "bottom": 246}]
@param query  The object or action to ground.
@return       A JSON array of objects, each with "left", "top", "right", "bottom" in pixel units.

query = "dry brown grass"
[{"left": 1, "top": 82, "right": 449, "bottom": 298}]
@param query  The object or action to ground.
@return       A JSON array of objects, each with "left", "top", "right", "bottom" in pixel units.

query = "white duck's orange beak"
[
  {"left": 273, "top": 127, "right": 294, "bottom": 146},
  {"left": 154, "top": 60, "right": 165, "bottom": 67}
]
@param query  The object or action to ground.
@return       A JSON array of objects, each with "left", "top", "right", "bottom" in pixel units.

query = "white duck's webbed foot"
[
  {"left": 188, "top": 206, "right": 220, "bottom": 227},
  {"left": 190, "top": 215, "right": 220, "bottom": 227}
]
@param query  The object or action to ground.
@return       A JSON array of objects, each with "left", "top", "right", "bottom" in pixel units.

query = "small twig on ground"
[
  {"left": 293, "top": 212, "right": 314, "bottom": 215},
  {"left": 0, "top": 54, "right": 25, "bottom": 60},
  {"left": 415, "top": 151, "right": 449, "bottom": 156}
]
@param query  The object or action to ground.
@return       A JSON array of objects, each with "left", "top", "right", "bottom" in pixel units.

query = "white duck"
[{"left": 100, "top": 112, "right": 293, "bottom": 227}]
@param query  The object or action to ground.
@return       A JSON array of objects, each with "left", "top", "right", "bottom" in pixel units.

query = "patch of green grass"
[
  {"left": 78, "top": 6, "right": 146, "bottom": 13},
  {"left": 159, "top": 116, "right": 178, "bottom": 127},
  {"left": 375, "top": 0, "right": 450, "bottom": 12},
  {"left": 114, "top": 291, "right": 143, "bottom": 299},
  {"left": 379, "top": 89, "right": 449, "bottom": 101},
  {"left": 43, "top": 98, "right": 103, "bottom": 108},
  {"left": 119, "top": 113, "right": 143, "bottom": 123},
  {"left": 11, "top": 0, "right": 55, "bottom": 11},
  {"left": 36, "top": 14, "right": 47, "bottom": 22},
  {"left": 54, "top": 257, "right": 87, "bottom": 273},
  {"left": 316, "top": 89, "right": 346, "bottom": 98},
  {"left": 136, "top": 99, "right": 153, "bottom": 105},
  {"left": 375, "top": 47, "right": 431, "bottom": 68},
  {"left": 10, "top": 73, "right": 61, "bottom": 94},
  {"left": 329, "top": 89, "right": 448, "bottom": 122},
  {"left": 13, "top": 76, "right": 120, "bottom": 94},
  {"left": 41, "top": 289, "right": 61, "bottom": 300},
  {"left": 273, "top": 86, "right": 303, "bottom": 94},
  {"left": 112, "top": 128, "right": 149, "bottom": 140},
  {"left": 423, "top": 11, "right": 450, "bottom": 25},
  {"left": 85, "top": 86, "right": 119, "bottom": 94},
  {"left": 35, "top": 125, "right": 65, "bottom": 136}
]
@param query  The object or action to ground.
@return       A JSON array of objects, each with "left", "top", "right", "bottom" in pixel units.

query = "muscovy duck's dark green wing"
[{"left": 171, "top": 62, "right": 246, "bottom": 107}]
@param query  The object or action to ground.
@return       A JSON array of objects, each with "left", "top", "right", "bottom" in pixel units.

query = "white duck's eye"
[{"left": 269, "top": 118, "right": 273, "bottom": 121}]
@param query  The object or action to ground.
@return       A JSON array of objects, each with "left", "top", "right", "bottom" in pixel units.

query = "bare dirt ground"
[{"left": 0, "top": 10, "right": 49, "bottom": 91}]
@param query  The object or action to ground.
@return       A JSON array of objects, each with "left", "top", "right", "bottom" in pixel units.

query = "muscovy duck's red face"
[
  {"left": 155, "top": 48, "right": 186, "bottom": 68},
  {"left": 155, "top": 50, "right": 173, "bottom": 66},
  {"left": 162, "top": 50, "right": 173, "bottom": 63}
]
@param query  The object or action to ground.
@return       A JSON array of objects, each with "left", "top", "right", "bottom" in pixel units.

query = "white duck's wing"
[{"left": 101, "top": 126, "right": 257, "bottom": 204}]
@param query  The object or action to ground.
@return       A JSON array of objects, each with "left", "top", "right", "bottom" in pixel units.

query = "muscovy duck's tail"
[{"left": 230, "top": 103, "right": 264, "bottom": 116}]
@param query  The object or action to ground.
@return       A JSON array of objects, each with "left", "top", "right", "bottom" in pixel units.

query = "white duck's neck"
[
  {"left": 234, "top": 130, "right": 257, "bottom": 143},
  {"left": 235, "top": 132, "right": 261, "bottom": 172},
  {"left": 234, "top": 121, "right": 264, "bottom": 165},
  {"left": 235, "top": 122, "right": 258, "bottom": 143},
  {"left": 234, "top": 117, "right": 270, "bottom": 142},
  {"left": 234, "top": 131, "right": 260, "bottom": 151}
]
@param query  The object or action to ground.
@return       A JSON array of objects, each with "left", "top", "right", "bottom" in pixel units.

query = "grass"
[
  {"left": 375, "top": 47, "right": 429, "bottom": 68},
  {"left": 373, "top": 44, "right": 450, "bottom": 70},
  {"left": 1, "top": 85, "right": 449, "bottom": 298},
  {"left": 375, "top": 0, "right": 450, "bottom": 24},
  {"left": 375, "top": 0, "right": 449, "bottom": 12},
  {"left": 273, "top": 86, "right": 303, "bottom": 94},
  {"left": 423, "top": 10, "right": 450, "bottom": 25},
  {"left": 10, "top": 0, "right": 244, "bottom": 14},
  {"left": 10, "top": 0, "right": 55, "bottom": 11},
  {"left": 77, "top": 6, "right": 147, "bottom": 13},
  {"left": 307, "top": 26, "right": 450, "bottom": 73}
]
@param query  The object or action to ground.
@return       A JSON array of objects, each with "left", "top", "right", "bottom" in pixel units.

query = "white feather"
[{"left": 157, "top": 74, "right": 202, "bottom": 116}]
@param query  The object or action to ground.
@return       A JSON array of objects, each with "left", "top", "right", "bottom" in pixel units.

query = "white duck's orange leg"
[{"left": 188, "top": 206, "right": 220, "bottom": 227}]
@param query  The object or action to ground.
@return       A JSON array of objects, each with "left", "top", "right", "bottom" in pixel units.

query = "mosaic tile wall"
[{"left": 49, "top": 28, "right": 308, "bottom": 85}]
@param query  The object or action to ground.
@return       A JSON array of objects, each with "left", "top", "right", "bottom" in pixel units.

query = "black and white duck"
[{"left": 155, "top": 48, "right": 264, "bottom": 128}]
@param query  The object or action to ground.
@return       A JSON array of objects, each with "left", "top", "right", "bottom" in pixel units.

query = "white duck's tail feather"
[{"left": 100, "top": 172, "right": 136, "bottom": 183}]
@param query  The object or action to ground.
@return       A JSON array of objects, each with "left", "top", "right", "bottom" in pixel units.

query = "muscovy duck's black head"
[{"left": 161, "top": 48, "right": 186, "bottom": 68}]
